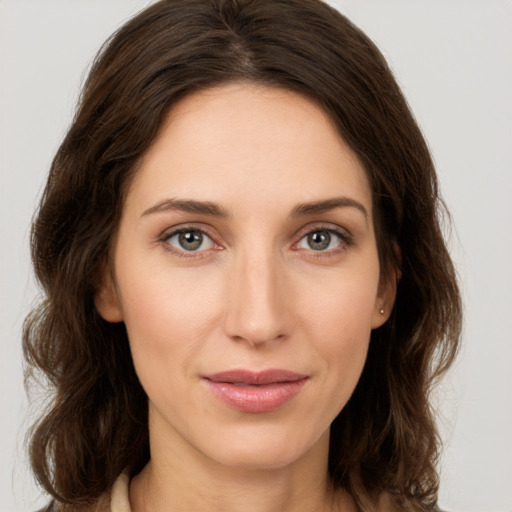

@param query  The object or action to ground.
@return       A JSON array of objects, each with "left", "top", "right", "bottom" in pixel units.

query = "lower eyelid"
[
  {"left": 158, "top": 226, "right": 220, "bottom": 254},
  {"left": 158, "top": 225, "right": 352, "bottom": 257},
  {"left": 169, "top": 231, "right": 214, "bottom": 250},
  {"left": 296, "top": 228, "right": 352, "bottom": 249}
]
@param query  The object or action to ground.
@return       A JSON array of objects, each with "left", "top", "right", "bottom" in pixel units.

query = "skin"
[{"left": 96, "top": 83, "right": 396, "bottom": 512}]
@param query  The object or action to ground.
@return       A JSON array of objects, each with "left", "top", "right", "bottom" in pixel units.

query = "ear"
[
  {"left": 371, "top": 265, "right": 401, "bottom": 329},
  {"left": 94, "top": 266, "right": 124, "bottom": 323}
]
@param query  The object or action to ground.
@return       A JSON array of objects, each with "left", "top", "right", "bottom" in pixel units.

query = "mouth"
[{"left": 202, "top": 369, "right": 309, "bottom": 413}]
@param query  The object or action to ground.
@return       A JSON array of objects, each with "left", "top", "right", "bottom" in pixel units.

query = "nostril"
[{"left": 223, "top": 263, "right": 293, "bottom": 345}]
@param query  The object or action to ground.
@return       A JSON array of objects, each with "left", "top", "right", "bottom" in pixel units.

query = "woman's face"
[{"left": 96, "top": 83, "right": 394, "bottom": 471}]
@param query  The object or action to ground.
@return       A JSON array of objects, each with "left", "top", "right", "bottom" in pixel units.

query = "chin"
[
  {"left": 199, "top": 423, "right": 328, "bottom": 471},
  {"left": 211, "top": 447, "right": 303, "bottom": 471}
]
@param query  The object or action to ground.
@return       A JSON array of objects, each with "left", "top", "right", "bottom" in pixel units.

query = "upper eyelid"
[
  {"left": 159, "top": 221, "right": 348, "bottom": 235},
  {"left": 158, "top": 222, "right": 353, "bottom": 249},
  {"left": 158, "top": 226, "right": 220, "bottom": 258},
  {"left": 293, "top": 222, "right": 352, "bottom": 240},
  {"left": 292, "top": 224, "right": 355, "bottom": 253},
  {"left": 160, "top": 223, "right": 218, "bottom": 240}
]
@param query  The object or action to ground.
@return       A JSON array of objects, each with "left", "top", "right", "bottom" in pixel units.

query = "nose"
[{"left": 223, "top": 249, "right": 293, "bottom": 347}]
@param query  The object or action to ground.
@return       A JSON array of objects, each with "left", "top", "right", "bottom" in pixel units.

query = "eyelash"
[
  {"left": 293, "top": 224, "right": 354, "bottom": 257},
  {"left": 158, "top": 223, "right": 353, "bottom": 259},
  {"left": 158, "top": 225, "right": 221, "bottom": 259}
]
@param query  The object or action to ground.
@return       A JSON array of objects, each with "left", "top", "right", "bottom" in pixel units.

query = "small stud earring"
[{"left": 379, "top": 308, "right": 385, "bottom": 315}]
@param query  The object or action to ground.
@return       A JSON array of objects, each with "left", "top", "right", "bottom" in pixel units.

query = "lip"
[{"left": 202, "top": 369, "right": 308, "bottom": 413}]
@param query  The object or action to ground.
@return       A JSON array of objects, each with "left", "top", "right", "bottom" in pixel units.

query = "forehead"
[{"left": 126, "top": 83, "right": 372, "bottom": 218}]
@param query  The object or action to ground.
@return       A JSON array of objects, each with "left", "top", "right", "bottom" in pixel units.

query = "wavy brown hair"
[{"left": 23, "top": 1, "right": 462, "bottom": 510}]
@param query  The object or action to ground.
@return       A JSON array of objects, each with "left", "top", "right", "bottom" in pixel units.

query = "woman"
[{"left": 23, "top": 1, "right": 462, "bottom": 511}]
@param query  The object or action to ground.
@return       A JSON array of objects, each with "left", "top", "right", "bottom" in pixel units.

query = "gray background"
[{"left": 1, "top": 1, "right": 511, "bottom": 510}]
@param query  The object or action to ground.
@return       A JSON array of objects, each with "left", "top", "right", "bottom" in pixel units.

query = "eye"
[
  {"left": 165, "top": 229, "right": 214, "bottom": 252},
  {"left": 297, "top": 228, "right": 346, "bottom": 252}
]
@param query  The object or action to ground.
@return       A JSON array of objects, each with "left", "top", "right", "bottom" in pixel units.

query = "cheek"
[
  {"left": 296, "top": 265, "right": 379, "bottom": 392},
  {"left": 117, "top": 265, "right": 223, "bottom": 379},
  {"left": 305, "top": 298, "right": 373, "bottom": 377},
  {"left": 298, "top": 263, "right": 380, "bottom": 340}
]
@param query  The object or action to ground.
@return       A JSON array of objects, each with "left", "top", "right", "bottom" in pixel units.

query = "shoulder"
[
  {"left": 87, "top": 473, "right": 130, "bottom": 512},
  {"left": 37, "top": 504, "right": 55, "bottom": 512},
  {"left": 34, "top": 478, "right": 119, "bottom": 512},
  {"left": 376, "top": 493, "right": 447, "bottom": 512},
  {"left": 376, "top": 493, "right": 402, "bottom": 512}
]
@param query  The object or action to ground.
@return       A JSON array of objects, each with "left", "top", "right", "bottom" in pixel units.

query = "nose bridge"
[{"left": 224, "top": 243, "right": 289, "bottom": 346}]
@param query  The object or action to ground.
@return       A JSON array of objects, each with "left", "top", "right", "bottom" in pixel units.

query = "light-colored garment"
[
  {"left": 108, "top": 473, "right": 132, "bottom": 512},
  {"left": 38, "top": 474, "right": 132, "bottom": 512},
  {"left": 90, "top": 473, "right": 131, "bottom": 512},
  {"left": 98, "top": 472, "right": 407, "bottom": 512}
]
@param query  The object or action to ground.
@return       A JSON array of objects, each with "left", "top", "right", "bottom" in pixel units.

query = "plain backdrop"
[{"left": 1, "top": 1, "right": 511, "bottom": 511}]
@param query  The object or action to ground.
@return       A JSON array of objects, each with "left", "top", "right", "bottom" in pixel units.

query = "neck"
[
  {"left": 129, "top": 412, "right": 356, "bottom": 512},
  {"left": 131, "top": 463, "right": 351, "bottom": 512}
]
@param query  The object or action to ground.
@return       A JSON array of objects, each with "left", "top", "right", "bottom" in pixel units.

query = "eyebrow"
[
  {"left": 141, "top": 196, "right": 368, "bottom": 220},
  {"left": 141, "top": 198, "right": 230, "bottom": 218},
  {"left": 291, "top": 197, "right": 368, "bottom": 220}
]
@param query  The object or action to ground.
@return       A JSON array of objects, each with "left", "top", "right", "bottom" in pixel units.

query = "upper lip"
[{"left": 203, "top": 369, "right": 308, "bottom": 385}]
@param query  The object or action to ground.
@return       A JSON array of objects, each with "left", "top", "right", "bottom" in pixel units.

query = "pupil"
[
  {"left": 308, "top": 231, "right": 330, "bottom": 251},
  {"left": 179, "top": 231, "right": 202, "bottom": 250}
]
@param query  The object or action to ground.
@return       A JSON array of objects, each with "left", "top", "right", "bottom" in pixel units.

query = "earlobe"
[
  {"left": 94, "top": 271, "right": 124, "bottom": 323},
  {"left": 371, "top": 267, "right": 400, "bottom": 329}
]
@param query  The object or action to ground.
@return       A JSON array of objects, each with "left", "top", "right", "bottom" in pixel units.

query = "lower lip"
[{"left": 204, "top": 379, "right": 308, "bottom": 413}]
